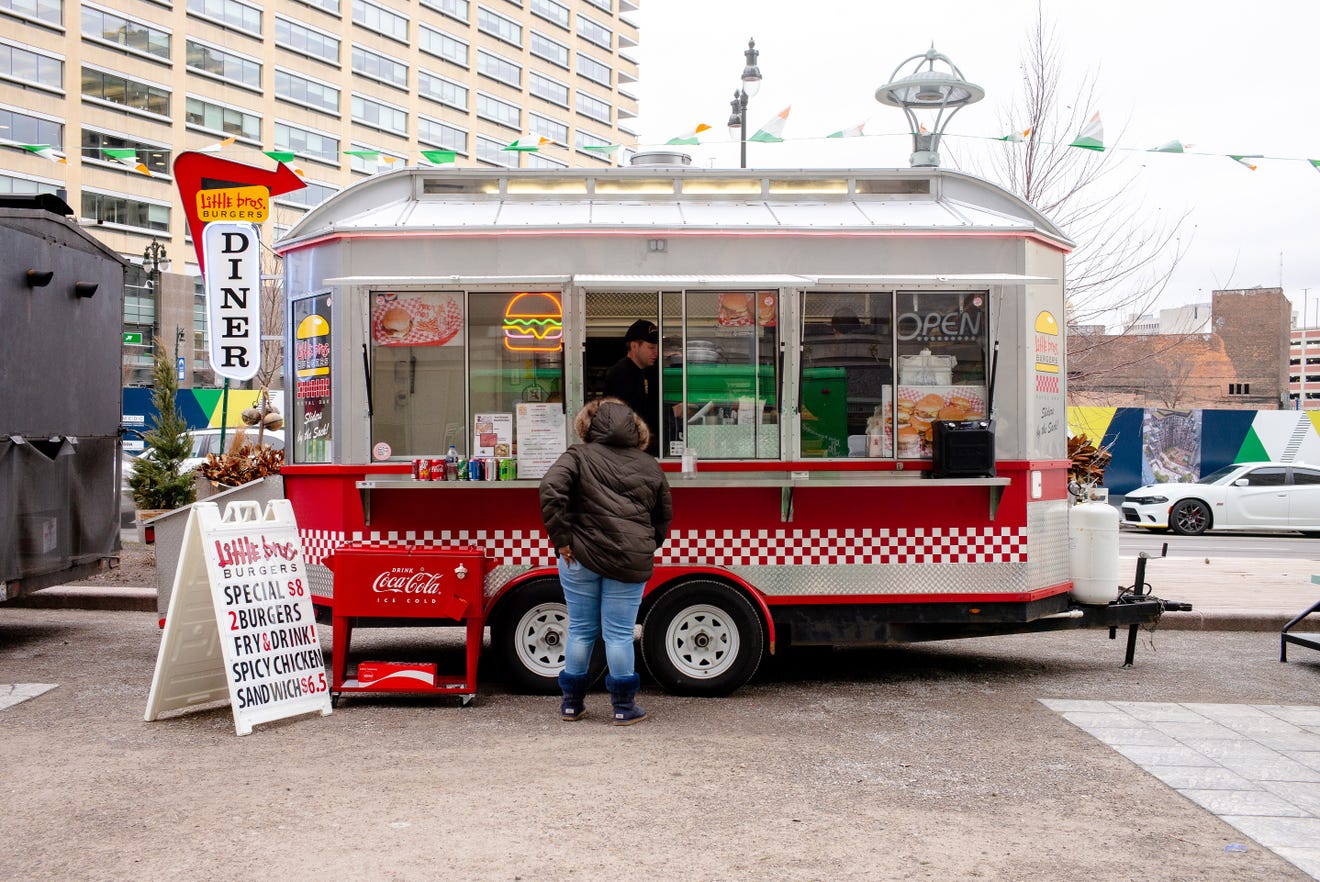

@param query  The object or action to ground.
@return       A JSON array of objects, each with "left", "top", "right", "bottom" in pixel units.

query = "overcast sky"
[{"left": 630, "top": 0, "right": 1320, "bottom": 327}]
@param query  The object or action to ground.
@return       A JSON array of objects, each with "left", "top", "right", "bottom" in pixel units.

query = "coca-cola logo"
[{"left": 371, "top": 567, "right": 445, "bottom": 595}]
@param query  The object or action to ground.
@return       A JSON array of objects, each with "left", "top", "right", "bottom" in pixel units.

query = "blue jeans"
[{"left": 558, "top": 556, "right": 645, "bottom": 679}]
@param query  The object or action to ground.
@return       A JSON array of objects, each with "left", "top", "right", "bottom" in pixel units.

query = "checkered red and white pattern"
[{"left": 302, "top": 526, "right": 1027, "bottom": 569}]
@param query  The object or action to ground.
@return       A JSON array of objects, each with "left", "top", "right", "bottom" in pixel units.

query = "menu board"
[
  {"left": 292, "top": 293, "right": 332, "bottom": 463},
  {"left": 473, "top": 412, "right": 514, "bottom": 457},
  {"left": 516, "top": 403, "right": 566, "bottom": 479}
]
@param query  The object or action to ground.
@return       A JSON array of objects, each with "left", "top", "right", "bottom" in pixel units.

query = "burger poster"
[
  {"left": 372, "top": 292, "right": 464, "bottom": 347},
  {"left": 886, "top": 385, "right": 988, "bottom": 459},
  {"left": 717, "top": 292, "right": 777, "bottom": 327}
]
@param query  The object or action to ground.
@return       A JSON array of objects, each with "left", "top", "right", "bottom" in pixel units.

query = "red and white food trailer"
[{"left": 274, "top": 163, "right": 1179, "bottom": 698}]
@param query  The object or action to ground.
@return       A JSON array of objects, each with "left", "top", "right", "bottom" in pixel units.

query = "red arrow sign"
[{"left": 173, "top": 151, "right": 305, "bottom": 273}]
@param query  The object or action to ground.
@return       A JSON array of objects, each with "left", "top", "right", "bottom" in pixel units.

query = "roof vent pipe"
[{"left": 629, "top": 150, "right": 693, "bottom": 168}]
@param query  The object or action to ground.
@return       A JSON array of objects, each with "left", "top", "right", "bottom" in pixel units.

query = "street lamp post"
[
  {"left": 726, "top": 38, "right": 762, "bottom": 169},
  {"left": 875, "top": 47, "right": 984, "bottom": 168},
  {"left": 143, "top": 237, "right": 168, "bottom": 384}
]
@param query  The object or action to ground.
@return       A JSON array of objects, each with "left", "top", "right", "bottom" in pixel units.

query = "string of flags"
[{"left": 8, "top": 109, "right": 1320, "bottom": 174}]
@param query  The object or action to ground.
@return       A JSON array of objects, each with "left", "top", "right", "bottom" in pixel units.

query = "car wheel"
[
  {"left": 489, "top": 580, "right": 604, "bottom": 694},
  {"left": 640, "top": 581, "right": 764, "bottom": 697},
  {"left": 1169, "top": 499, "right": 1211, "bottom": 536}
]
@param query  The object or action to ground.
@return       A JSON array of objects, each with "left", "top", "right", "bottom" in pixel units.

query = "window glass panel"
[
  {"left": 276, "top": 69, "right": 340, "bottom": 113},
  {"left": 275, "top": 121, "right": 340, "bottom": 163},
  {"left": 83, "top": 67, "right": 170, "bottom": 115},
  {"left": 419, "top": 0, "right": 466, "bottom": 21},
  {"left": 1245, "top": 468, "right": 1287, "bottom": 487},
  {"left": 577, "top": 53, "right": 610, "bottom": 87},
  {"left": 476, "top": 135, "right": 516, "bottom": 167},
  {"left": 3, "top": 0, "right": 62, "bottom": 25},
  {"left": 469, "top": 292, "right": 564, "bottom": 447},
  {"left": 529, "top": 31, "right": 568, "bottom": 67},
  {"left": 575, "top": 90, "right": 609, "bottom": 123},
  {"left": 0, "top": 43, "right": 62, "bottom": 88},
  {"left": 419, "top": 25, "right": 468, "bottom": 66},
  {"left": 476, "top": 92, "right": 519, "bottom": 128},
  {"left": 82, "top": 7, "right": 171, "bottom": 59},
  {"left": 529, "top": 0, "right": 567, "bottom": 28},
  {"left": 276, "top": 17, "right": 340, "bottom": 64},
  {"left": 186, "top": 0, "right": 262, "bottom": 35},
  {"left": 529, "top": 71, "right": 568, "bottom": 106},
  {"left": 186, "top": 96, "right": 260, "bottom": 139},
  {"left": 351, "top": 93, "right": 405, "bottom": 133},
  {"left": 576, "top": 13, "right": 610, "bottom": 49},
  {"left": 418, "top": 116, "right": 466, "bottom": 152},
  {"left": 1292, "top": 468, "right": 1320, "bottom": 486},
  {"left": 477, "top": 6, "right": 521, "bottom": 46},
  {"left": 187, "top": 40, "right": 262, "bottom": 89},
  {"left": 801, "top": 293, "right": 894, "bottom": 458},
  {"left": 477, "top": 49, "right": 520, "bottom": 87},
  {"left": 528, "top": 112, "right": 566, "bottom": 144},
  {"left": 352, "top": 0, "right": 408, "bottom": 42},
  {"left": 418, "top": 70, "right": 467, "bottom": 110},
  {"left": 352, "top": 44, "right": 408, "bottom": 88},
  {"left": 83, "top": 130, "right": 170, "bottom": 174}
]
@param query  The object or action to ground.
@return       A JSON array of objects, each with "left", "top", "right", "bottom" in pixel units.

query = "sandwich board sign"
[{"left": 145, "top": 499, "right": 331, "bottom": 735}]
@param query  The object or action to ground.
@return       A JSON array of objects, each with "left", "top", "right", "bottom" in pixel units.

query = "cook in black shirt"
[{"left": 603, "top": 319, "right": 661, "bottom": 454}]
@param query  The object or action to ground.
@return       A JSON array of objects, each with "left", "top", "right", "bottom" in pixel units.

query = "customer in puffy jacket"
[{"left": 539, "top": 397, "right": 673, "bottom": 725}]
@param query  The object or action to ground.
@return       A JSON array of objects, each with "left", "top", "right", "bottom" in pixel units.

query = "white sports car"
[{"left": 1121, "top": 462, "right": 1320, "bottom": 536}]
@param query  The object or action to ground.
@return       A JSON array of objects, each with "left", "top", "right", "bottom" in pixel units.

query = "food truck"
[{"left": 274, "top": 163, "right": 1180, "bottom": 698}]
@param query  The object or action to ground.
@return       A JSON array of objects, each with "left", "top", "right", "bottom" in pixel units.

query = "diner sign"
[
  {"left": 145, "top": 500, "right": 331, "bottom": 736},
  {"left": 203, "top": 222, "right": 262, "bottom": 381}
]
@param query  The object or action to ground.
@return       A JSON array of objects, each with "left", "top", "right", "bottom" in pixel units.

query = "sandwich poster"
[
  {"left": 372, "top": 292, "right": 464, "bottom": 347},
  {"left": 717, "top": 292, "right": 777, "bottom": 328}
]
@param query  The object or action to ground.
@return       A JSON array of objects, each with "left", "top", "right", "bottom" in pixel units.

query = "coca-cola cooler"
[{"left": 325, "top": 543, "right": 488, "bottom": 706}]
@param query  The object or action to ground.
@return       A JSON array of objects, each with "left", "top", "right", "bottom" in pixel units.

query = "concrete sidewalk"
[{"left": 12, "top": 553, "right": 1320, "bottom": 633}]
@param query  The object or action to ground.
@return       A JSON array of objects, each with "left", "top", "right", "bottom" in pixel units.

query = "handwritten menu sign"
[
  {"left": 145, "top": 500, "right": 331, "bottom": 736},
  {"left": 515, "top": 403, "right": 566, "bottom": 479}
]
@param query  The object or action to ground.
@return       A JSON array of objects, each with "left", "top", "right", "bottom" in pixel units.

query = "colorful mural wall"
[
  {"left": 1069, "top": 407, "right": 1320, "bottom": 495},
  {"left": 122, "top": 387, "right": 286, "bottom": 453}
]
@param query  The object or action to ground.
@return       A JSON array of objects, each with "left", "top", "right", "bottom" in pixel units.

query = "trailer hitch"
[{"left": 1107, "top": 542, "right": 1192, "bottom": 667}]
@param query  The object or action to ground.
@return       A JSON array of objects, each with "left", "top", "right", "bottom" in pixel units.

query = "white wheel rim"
[
  {"left": 514, "top": 602, "right": 568, "bottom": 677},
  {"left": 664, "top": 603, "right": 740, "bottom": 679}
]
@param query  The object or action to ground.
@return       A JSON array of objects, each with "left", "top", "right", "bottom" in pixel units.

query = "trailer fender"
[{"left": 643, "top": 569, "right": 776, "bottom": 655}]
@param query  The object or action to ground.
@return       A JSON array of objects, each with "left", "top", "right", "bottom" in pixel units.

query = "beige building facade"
[{"left": 1, "top": 0, "right": 640, "bottom": 385}]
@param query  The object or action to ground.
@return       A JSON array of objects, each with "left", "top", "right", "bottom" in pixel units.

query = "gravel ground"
[{"left": 2, "top": 602, "right": 1317, "bottom": 881}]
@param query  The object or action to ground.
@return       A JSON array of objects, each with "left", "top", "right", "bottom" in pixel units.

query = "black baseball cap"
[{"left": 624, "top": 319, "right": 659, "bottom": 344}]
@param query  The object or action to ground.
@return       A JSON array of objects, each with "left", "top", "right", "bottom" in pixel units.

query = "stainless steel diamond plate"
[
  {"left": 1027, "top": 499, "right": 1070, "bottom": 590},
  {"left": 733, "top": 561, "right": 1029, "bottom": 596}
]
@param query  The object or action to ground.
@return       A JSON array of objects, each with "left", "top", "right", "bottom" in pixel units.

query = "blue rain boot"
[
  {"left": 558, "top": 670, "right": 589, "bottom": 721},
  {"left": 606, "top": 673, "right": 647, "bottom": 726}
]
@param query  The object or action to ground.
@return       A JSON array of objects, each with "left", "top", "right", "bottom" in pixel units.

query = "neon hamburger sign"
[{"left": 502, "top": 292, "right": 563, "bottom": 352}]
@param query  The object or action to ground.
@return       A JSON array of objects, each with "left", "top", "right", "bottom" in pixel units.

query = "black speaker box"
[{"left": 930, "top": 420, "right": 995, "bottom": 478}]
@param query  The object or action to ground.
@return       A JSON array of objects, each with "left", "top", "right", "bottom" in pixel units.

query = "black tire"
[
  {"left": 489, "top": 580, "right": 605, "bottom": 694},
  {"left": 640, "top": 581, "right": 765, "bottom": 697},
  {"left": 1169, "top": 499, "right": 1211, "bottom": 536}
]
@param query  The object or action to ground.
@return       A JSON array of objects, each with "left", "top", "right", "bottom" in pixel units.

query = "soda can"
[
  {"left": 429, "top": 457, "right": 445, "bottom": 481},
  {"left": 468, "top": 457, "right": 483, "bottom": 481},
  {"left": 413, "top": 458, "right": 428, "bottom": 481},
  {"left": 499, "top": 458, "right": 516, "bottom": 481},
  {"left": 484, "top": 456, "right": 498, "bottom": 481},
  {"left": 456, "top": 457, "right": 468, "bottom": 480}
]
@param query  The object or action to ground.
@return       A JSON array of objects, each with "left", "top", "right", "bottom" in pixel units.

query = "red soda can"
[
  {"left": 414, "top": 458, "right": 429, "bottom": 481},
  {"left": 430, "top": 457, "right": 445, "bottom": 481}
]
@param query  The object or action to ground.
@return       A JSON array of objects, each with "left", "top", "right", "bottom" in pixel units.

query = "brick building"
[{"left": 1067, "top": 287, "right": 1290, "bottom": 410}]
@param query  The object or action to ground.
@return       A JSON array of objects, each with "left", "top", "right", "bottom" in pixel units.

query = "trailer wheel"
[
  {"left": 1169, "top": 499, "right": 1211, "bottom": 535},
  {"left": 490, "top": 580, "right": 604, "bottom": 694},
  {"left": 641, "top": 582, "right": 764, "bottom": 697}
]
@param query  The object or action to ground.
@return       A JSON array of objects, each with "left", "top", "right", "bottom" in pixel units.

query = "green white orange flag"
[
  {"left": 1229, "top": 155, "right": 1261, "bottom": 170},
  {"left": 505, "top": 135, "right": 552, "bottom": 151},
  {"left": 262, "top": 151, "right": 305, "bottom": 175},
  {"left": 198, "top": 136, "right": 236, "bottom": 153},
  {"left": 420, "top": 149, "right": 457, "bottom": 165},
  {"left": 1311, "top": 159, "right": 1320, "bottom": 173},
  {"left": 749, "top": 106, "right": 791, "bottom": 143},
  {"left": 666, "top": 124, "right": 711, "bottom": 145},
  {"left": 19, "top": 144, "right": 65, "bottom": 163},
  {"left": 827, "top": 121, "right": 866, "bottom": 139},
  {"left": 999, "top": 128, "right": 1031, "bottom": 142},
  {"left": 1070, "top": 113, "right": 1104, "bottom": 150},
  {"left": 103, "top": 148, "right": 152, "bottom": 175},
  {"left": 1149, "top": 140, "right": 1189, "bottom": 153},
  {"left": 344, "top": 150, "right": 382, "bottom": 160}
]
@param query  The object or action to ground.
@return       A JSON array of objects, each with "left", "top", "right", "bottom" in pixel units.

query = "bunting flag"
[
  {"left": 344, "top": 149, "right": 382, "bottom": 159},
  {"left": 749, "top": 106, "right": 791, "bottom": 143},
  {"left": 198, "top": 136, "right": 236, "bottom": 153},
  {"left": 666, "top": 124, "right": 711, "bottom": 145},
  {"left": 505, "top": 135, "right": 552, "bottom": 151},
  {"left": 263, "top": 151, "right": 297, "bottom": 163},
  {"left": 1312, "top": 159, "right": 1320, "bottom": 173},
  {"left": 1149, "top": 140, "right": 1189, "bottom": 153},
  {"left": 19, "top": 144, "right": 66, "bottom": 163},
  {"left": 582, "top": 143, "right": 621, "bottom": 154},
  {"left": 420, "top": 149, "right": 457, "bottom": 165},
  {"left": 1070, "top": 113, "right": 1104, "bottom": 151},
  {"left": 102, "top": 148, "right": 152, "bottom": 175},
  {"left": 999, "top": 128, "right": 1032, "bottom": 142},
  {"left": 827, "top": 122, "right": 866, "bottom": 139},
  {"left": 1229, "top": 155, "right": 1261, "bottom": 171}
]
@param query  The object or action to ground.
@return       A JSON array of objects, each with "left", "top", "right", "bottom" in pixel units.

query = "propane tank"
[{"left": 1069, "top": 487, "right": 1121, "bottom": 604}]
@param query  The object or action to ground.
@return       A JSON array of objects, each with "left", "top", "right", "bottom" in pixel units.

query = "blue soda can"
[{"left": 468, "top": 457, "right": 483, "bottom": 480}]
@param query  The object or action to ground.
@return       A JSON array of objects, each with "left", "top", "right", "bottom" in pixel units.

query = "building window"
[
  {"left": 577, "top": 53, "right": 610, "bottom": 87},
  {"left": 477, "top": 49, "right": 521, "bottom": 88},
  {"left": 275, "top": 120, "right": 339, "bottom": 164},
  {"left": 419, "top": 0, "right": 466, "bottom": 22},
  {"left": 274, "top": 179, "right": 338, "bottom": 208},
  {"left": 81, "top": 190, "right": 170, "bottom": 231},
  {"left": 351, "top": 93, "right": 407, "bottom": 134},
  {"left": 477, "top": 5, "right": 521, "bottom": 47},
  {"left": 418, "top": 69, "right": 467, "bottom": 111},
  {"left": 419, "top": 25, "right": 468, "bottom": 67},
  {"left": 476, "top": 135, "right": 516, "bottom": 167},
  {"left": 276, "top": 17, "right": 340, "bottom": 65},
  {"left": 83, "top": 67, "right": 170, "bottom": 116},
  {"left": 0, "top": 41, "right": 63, "bottom": 91},
  {"left": 476, "top": 92, "right": 519, "bottom": 129},
  {"left": 529, "top": 0, "right": 568, "bottom": 29},
  {"left": 186, "top": 0, "right": 262, "bottom": 37},
  {"left": 0, "top": 108, "right": 62, "bottom": 148},
  {"left": 576, "top": 14, "right": 610, "bottom": 50},
  {"left": 418, "top": 116, "right": 466, "bottom": 153},
  {"left": 276, "top": 69, "right": 340, "bottom": 114},
  {"left": 0, "top": 172, "right": 61, "bottom": 195},
  {"left": 83, "top": 130, "right": 170, "bottom": 175},
  {"left": 575, "top": 128, "right": 612, "bottom": 159},
  {"left": 352, "top": 0, "right": 408, "bottom": 43},
  {"left": 81, "top": 7, "right": 171, "bottom": 60},
  {"left": 527, "top": 111, "right": 566, "bottom": 144},
  {"left": 1228, "top": 382, "right": 1251, "bottom": 395},
  {"left": 2, "top": 0, "right": 63, "bottom": 25},
  {"left": 292, "top": 0, "right": 339, "bottom": 15},
  {"left": 186, "top": 40, "right": 262, "bottom": 90},
  {"left": 352, "top": 44, "right": 408, "bottom": 89},
  {"left": 582, "top": 0, "right": 609, "bottom": 11},
  {"left": 186, "top": 96, "right": 261, "bottom": 140},
  {"left": 575, "top": 90, "right": 610, "bottom": 124},
  {"left": 348, "top": 143, "right": 405, "bottom": 173},
  {"left": 526, "top": 152, "right": 565, "bottom": 169},
  {"left": 529, "top": 31, "right": 568, "bottom": 68},
  {"left": 529, "top": 71, "right": 568, "bottom": 107}
]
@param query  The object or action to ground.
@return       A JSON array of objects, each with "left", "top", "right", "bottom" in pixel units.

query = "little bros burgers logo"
[{"left": 503, "top": 292, "right": 563, "bottom": 352}]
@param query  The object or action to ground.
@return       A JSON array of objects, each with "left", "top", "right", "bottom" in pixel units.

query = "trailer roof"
[{"left": 275, "top": 166, "right": 1073, "bottom": 253}]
